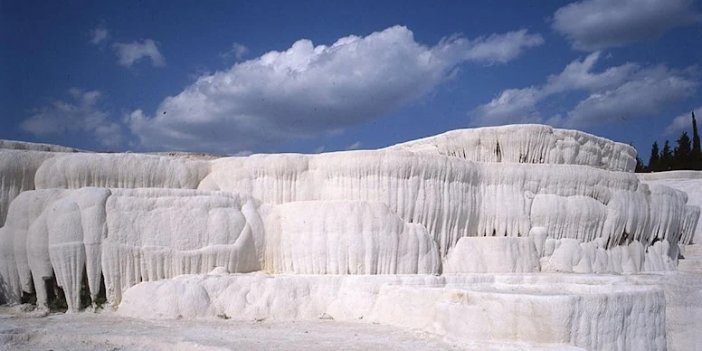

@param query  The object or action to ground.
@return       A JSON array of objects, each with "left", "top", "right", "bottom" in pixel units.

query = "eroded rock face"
[
  {"left": 264, "top": 201, "right": 440, "bottom": 275},
  {"left": 117, "top": 273, "right": 668, "bottom": 351},
  {"left": 443, "top": 236, "right": 540, "bottom": 273},
  {"left": 0, "top": 125, "right": 698, "bottom": 315},
  {"left": 387, "top": 124, "right": 638, "bottom": 171}
]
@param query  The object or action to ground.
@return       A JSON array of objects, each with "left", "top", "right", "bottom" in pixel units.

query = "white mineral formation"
[
  {"left": 264, "top": 201, "right": 440, "bottom": 274},
  {"left": 117, "top": 273, "right": 668, "bottom": 350},
  {"left": 0, "top": 124, "right": 699, "bottom": 350},
  {"left": 0, "top": 141, "right": 79, "bottom": 226},
  {"left": 387, "top": 124, "right": 637, "bottom": 171},
  {"left": 443, "top": 236, "right": 539, "bottom": 273},
  {"left": 0, "top": 139, "right": 80, "bottom": 153},
  {"left": 35, "top": 153, "right": 210, "bottom": 190},
  {"left": 639, "top": 171, "right": 702, "bottom": 244},
  {"left": 0, "top": 150, "right": 56, "bottom": 226},
  {"left": 639, "top": 170, "right": 702, "bottom": 276}
]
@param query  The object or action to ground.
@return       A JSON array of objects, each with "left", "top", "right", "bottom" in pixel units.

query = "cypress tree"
[
  {"left": 692, "top": 111, "right": 702, "bottom": 170},
  {"left": 635, "top": 155, "right": 647, "bottom": 172},
  {"left": 661, "top": 141, "right": 673, "bottom": 171},
  {"left": 673, "top": 131, "right": 692, "bottom": 170},
  {"left": 649, "top": 142, "right": 660, "bottom": 171}
]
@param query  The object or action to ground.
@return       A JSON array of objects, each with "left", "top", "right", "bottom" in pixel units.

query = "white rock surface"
[
  {"left": 0, "top": 126, "right": 700, "bottom": 350},
  {"left": 372, "top": 283, "right": 664, "bottom": 351},
  {"left": 387, "top": 124, "right": 637, "bottom": 172},
  {"left": 35, "top": 153, "right": 210, "bottom": 190},
  {"left": 0, "top": 307, "right": 462, "bottom": 351},
  {"left": 538, "top": 238, "right": 676, "bottom": 274},
  {"left": 118, "top": 273, "right": 667, "bottom": 351},
  {"left": 639, "top": 171, "right": 702, "bottom": 275},
  {"left": 264, "top": 201, "right": 440, "bottom": 274},
  {"left": 0, "top": 188, "right": 66, "bottom": 303},
  {"left": 443, "top": 236, "right": 539, "bottom": 273},
  {"left": 530, "top": 194, "right": 606, "bottom": 242},
  {"left": 200, "top": 152, "right": 695, "bottom": 259},
  {"left": 0, "top": 188, "right": 265, "bottom": 308},
  {"left": 0, "top": 139, "right": 80, "bottom": 152},
  {"left": 0, "top": 150, "right": 56, "bottom": 226},
  {"left": 639, "top": 171, "right": 702, "bottom": 244},
  {"left": 102, "top": 189, "right": 263, "bottom": 306},
  {"left": 0, "top": 129, "right": 698, "bottom": 305}
]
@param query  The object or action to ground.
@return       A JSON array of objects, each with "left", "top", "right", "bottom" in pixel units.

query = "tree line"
[{"left": 636, "top": 111, "right": 702, "bottom": 172}]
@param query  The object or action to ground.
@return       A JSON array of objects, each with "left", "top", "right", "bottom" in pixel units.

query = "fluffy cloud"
[
  {"left": 665, "top": 107, "right": 702, "bottom": 136},
  {"left": 129, "top": 25, "right": 543, "bottom": 153},
  {"left": 221, "top": 43, "right": 249, "bottom": 61},
  {"left": 20, "top": 89, "right": 122, "bottom": 147},
  {"left": 472, "top": 52, "right": 698, "bottom": 127},
  {"left": 552, "top": 0, "right": 701, "bottom": 51},
  {"left": 565, "top": 66, "right": 697, "bottom": 127},
  {"left": 90, "top": 27, "right": 109, "bottom": 45},
  {"left": 472, "top": 87, "right": 542, "bottom": 125},
  {"left": 113, "top": 39, "right": 165, "bottom": 67},
  {"left": 463, "top": 29, "right": 544, "bottom": 63}
]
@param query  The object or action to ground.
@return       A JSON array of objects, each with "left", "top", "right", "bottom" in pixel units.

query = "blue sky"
[{"left": 2, "top": 0, "right": 701, "bottom": 159}]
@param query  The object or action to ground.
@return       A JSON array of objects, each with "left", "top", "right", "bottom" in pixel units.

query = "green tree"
[
  {"left": 692, "top": 111, "right": 702, "bottom": 170},
  {"left": 661, "top": 140, "right": 673, "bottom": 171},
  {"left": 673, "top": 131, "right": 692, "bottom": 170},
  {"left": 637, "top": 158, "right": 647, "bottom": 172},
  {"left": 648, "top": 142, "right": 660, "bottom": 171}
]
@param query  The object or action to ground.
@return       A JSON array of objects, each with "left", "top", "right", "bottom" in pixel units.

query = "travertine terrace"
[{"left": 1, "top": 125, "right": 700, "bottom": 350}]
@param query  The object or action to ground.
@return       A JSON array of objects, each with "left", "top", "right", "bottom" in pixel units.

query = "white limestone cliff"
[
  {"left": 0, "top": 125, "right": 699, "bottom": 350},
  {"left": 264, "top": 200, "right": 440, "bottom": 274},
  {"left": 0, "top": 150, "right": 56, "bottom": 226},
  {"left": 443, "top": 236, "right": 540, "bottom": 273},
  {"left": 117, "top": 273, "right": 669, "bottom": 351},
  {"left": 386, "top": 124, "right": 637, "bottom": 172},
  {"left": 0, "top": 139, "right": 80, "bottom": 153},
  {"left": 35, "top": 153, "right": 210, "bottom": 190},
  {"left": 639, "top": 171, "right": 702, "bottom": 244}
]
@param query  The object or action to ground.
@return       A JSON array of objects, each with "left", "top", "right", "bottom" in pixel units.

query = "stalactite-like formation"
[{"left": 0, "top": 124, "right": 698, "bottom": 313}]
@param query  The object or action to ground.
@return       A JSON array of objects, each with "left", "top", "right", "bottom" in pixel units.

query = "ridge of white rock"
[
  {"left": 102, "top": 189, "right": 264, "bottom": 305},
  {"left": 0, "top": 188, "right": 265, "bottom": 307},
  {"left": 0, "top": 139, "right": 81, "bottom": 153},
  {"left": 200, "top": 152, "right": 696, "bottom": 258},
  {"left": 0, "top": 128, "right": 699, "bottom": 304},
  {"left": 0, "top": 150, "right": 57, "bottom": 226},
  {"left": 264, "top": 201, "right": 440, "bottom": 274},
  {"left": 35, "top": 153, "right": 210, "bottom": 190},
  {"left": 443, "top": 236, "right": 540, "bottom": 273},
  {"left": 0, "top": 150, "right": 210, "bottom": 227},
  {"left": 117, "top": 273, "right": 667, "bottom": 351},
  {"left": 638, "top": 170, "right": 702, "bottom": 278},
  {"left": 0, "top": 125, "right": 700, "bottom": 350},
  {"left": 386, "top": 124, "right": 637, "bottom": 172},
  {"left": 638, "top": 170, "right": 702, "bottom": 181},
  {"left": 0, "top": 156, "right": 698, "bottom": 308},
  {"left": 639, "top": 171, "right": 702, "bottom": 244}
]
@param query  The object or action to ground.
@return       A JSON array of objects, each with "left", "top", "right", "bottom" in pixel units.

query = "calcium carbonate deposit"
[{"left": 0, "top": 124, "right": 700, "bottom": 351}]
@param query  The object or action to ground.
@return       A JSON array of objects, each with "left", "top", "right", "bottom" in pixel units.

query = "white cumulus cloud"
[
  {"left": 90, "top": 27, "right": 109, "bottom": 45},
  {"left": 472, "top": 87, "right": 543, "bottom": 125},
  {"left": 472, "top": 52, "right": 698, "bottom": 128},
  {"left": 565, "top": 66, "right": 697, "bottom": 128},
  {"left": 665, "top": 107, "right": 702, "bottom": 136},
  {"left": 113, "top": 39, "right": 165, "bottom": 67},
  {"left": 20, "top": 89, "right": 122, "bottom": 147},
  {"left": 463, "top": 29, "right": 544, "bottom": 63},
  {"left": 552, "top": 0, "right": 701, "bottom": 51},
  {"left": 128, "top": 25, "right": 543, "bottom": 153},
  {"left": 221, "top": 43, "right": 249, "bottom": 61}
]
